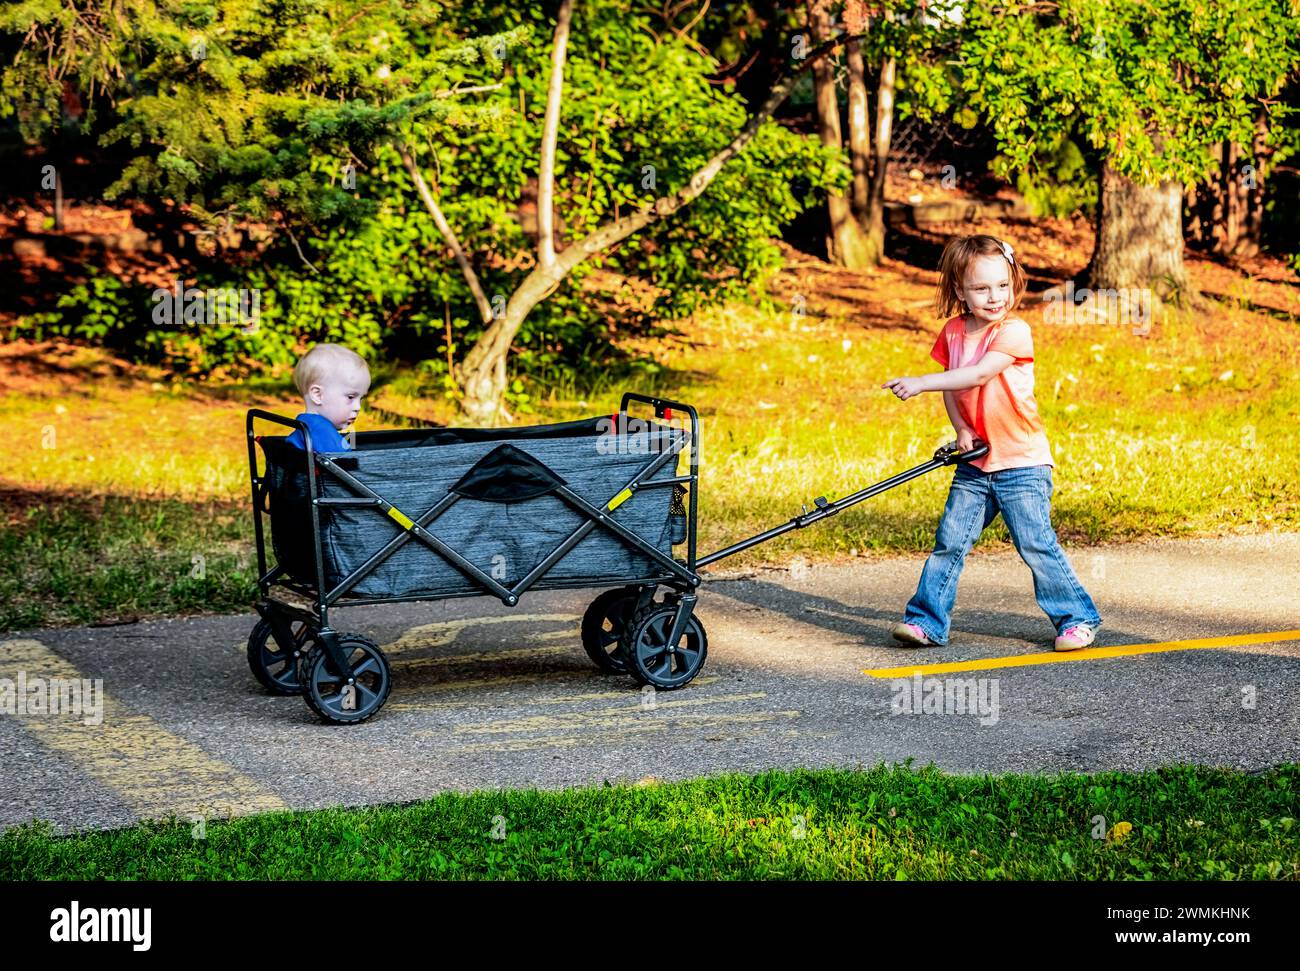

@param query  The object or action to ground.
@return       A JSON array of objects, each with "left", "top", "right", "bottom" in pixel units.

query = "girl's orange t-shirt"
[{"left": 930, "top": 314, "right": 1053, "bottom": 473}]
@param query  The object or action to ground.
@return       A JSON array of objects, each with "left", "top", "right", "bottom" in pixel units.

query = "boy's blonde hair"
[
  {"left": 293, "top": 344, "right": 370, "bottom": 398},
  {"left": 935, "top": 233, "right": 1027, "bottom": 319}
]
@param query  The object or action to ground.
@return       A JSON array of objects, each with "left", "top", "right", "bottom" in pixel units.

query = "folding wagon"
[{"left": 246, "top": 392, "right": 986, "bottom": 724}]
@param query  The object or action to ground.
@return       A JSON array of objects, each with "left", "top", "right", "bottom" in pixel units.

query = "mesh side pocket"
[{"left": 669, "top": 485, "right": 688, "bottom": 545}]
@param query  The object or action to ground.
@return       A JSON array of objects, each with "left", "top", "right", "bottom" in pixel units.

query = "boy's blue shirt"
[{"left": 286, "top": 413, "right": 351, "bottom": 452}]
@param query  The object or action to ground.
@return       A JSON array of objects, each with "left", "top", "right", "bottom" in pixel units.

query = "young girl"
[{"left": 881, "top": 234, "right": 1101, "bottom": 652}]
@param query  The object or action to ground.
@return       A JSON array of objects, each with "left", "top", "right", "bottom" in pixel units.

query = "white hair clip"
[{"left": 1000, "top": 240, "right": 1015, "bottom": 264}]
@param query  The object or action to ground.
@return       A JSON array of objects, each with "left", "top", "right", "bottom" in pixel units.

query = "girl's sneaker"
[
  {"left": 892, "top": 622, "right": 934, "bottom": 647},
  {"left": 1054, "top": 624, "right": 1097, "bottom": 652}
]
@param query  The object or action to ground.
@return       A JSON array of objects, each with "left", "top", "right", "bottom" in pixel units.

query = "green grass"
[
  {"left": 3, "top": 277, "right": 1298, "bottom": 631},
  {"left": 0, "top": 494, "right": 256, "bottom": 630},
  {"left": 3, "top": 764, "right": 1297, "bottom": 880}
]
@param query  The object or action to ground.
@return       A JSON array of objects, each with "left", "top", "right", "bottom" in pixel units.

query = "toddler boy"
[{"left": 285, "top": 344, "right": 370, "bottom": 452}]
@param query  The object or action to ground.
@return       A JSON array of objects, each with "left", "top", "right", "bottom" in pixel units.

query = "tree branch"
[
  {"left": 275, "top": 209, "right": 320, "bottom": 274},
  {"left": 432, "top": 83, "right": 505, "bottom": 98},
  {"left": 458, "top": 33, "right": 854, "bottom": 385},
  {"left": 397, "top": 142, "right": 493, "bottom": 324}
]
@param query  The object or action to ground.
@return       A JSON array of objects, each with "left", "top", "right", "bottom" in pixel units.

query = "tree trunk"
[
  {"left": 458, "top": 0, "right": 573, "bottom": 423},
  {"left": 458, "top": 276, "right": 559, "bottom": 424},
  {"left": 399, "top": 144, "right": 493, "bottom": 326},
  {"left": 1184, "top": 110, "right": 1268, "bottom": 260},
  {"left": 807, "top": 0, "right": 871, "bottom": 268},
  {"left": 846, "top": 37, "right": 871, "bottom": 220},
  {"left": 845, "top": 27, "right": 893, "bottom": 267},
  {"left": 1185, "top": 142, "right": 1222, "bottom": 251},
  {"left": 536, "top": 0, "right": 573, "bottom": 269},
  {"left": 1231, "top": 108, "right": 1269, "bottom": 259},
  {"left": 54, "top": 163, "right": 64, "bottom": 232},
  {"left": 1089, "top": 159, "right": 1191, "bottom": 302},
  {"left": 1221, "top": 140, "right": 1241, "bottom": 254},
  {"left": 865, "top": 52, "right": 894, "bottom": 265}
]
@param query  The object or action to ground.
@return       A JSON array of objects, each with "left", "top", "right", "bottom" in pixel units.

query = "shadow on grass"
[
  {"left": 0, "top": 484, "right": 254, "bottom": 632},
  {"left": 1197, "top": 291, "right": 1298, "bottom": 324}
]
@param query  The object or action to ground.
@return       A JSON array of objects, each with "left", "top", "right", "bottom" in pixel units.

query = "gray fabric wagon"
[
  {"left": 260, "top": 417, "right": 687, "bottom": 600},
  {"left": 246, "top": 396, "right": 708, "bottom": 724}
]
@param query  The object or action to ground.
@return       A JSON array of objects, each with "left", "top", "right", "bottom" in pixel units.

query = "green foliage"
[
  {"left": 0, "top": 494, "right": 254, "bottom": 632},
  {"left": 0, "top": 2, "right": 982, "bottom": 390},
  {"left": 56, "top": 271, "right": 137, "bottom": 341},
  {"left": 959, "top": 0, "right": 1300, "bottom": 188},
  {"left": 0, "top": 0, "right": 152, "bottom": 133},
  {"left": 412, "top": 1, "right": 844, "bottom": 326},
  {"left": 87, "top": 2, "right": 523, "bottom": 227},
  {"left": 9, "top": 269, "right": 143, "bottom": 345},
  {"left": 1000, "top": 134, "right": 1099, "bottom": 218},
  {"left": 2, "top": 0, "right": 843, "bottom": 386},
  {"left": 885, "top": 0, "right": 965, "bottom": 124}
]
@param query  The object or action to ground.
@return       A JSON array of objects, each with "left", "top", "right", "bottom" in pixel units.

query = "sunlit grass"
[
  {"left": 534, "top": 298, "right": 1300, "bottom": 556},
  {"left": 2, "top": 288, "right": 1297, "bottom": 630}
]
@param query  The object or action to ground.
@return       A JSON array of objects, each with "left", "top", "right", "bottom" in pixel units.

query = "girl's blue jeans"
[{"left": 903, "top": 463, "right": 1101, "bottom": 645}]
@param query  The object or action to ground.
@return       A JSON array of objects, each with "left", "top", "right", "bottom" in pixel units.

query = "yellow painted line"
[
  {"left": 232, "top": 628, "right": 579, "bottom": 665},
  {"left": 392, "top": 672, "right": 564, "bottom": 697},
  {"left": 863, "top": 629, "right": 1300, "bottom": 679},
  {"left": 385, "top": 675, "right": 721, "bottom": 710},
  {"left": 399, "top": 644, "right": 573, "bottom": 670},
  {"left": 453, "top": 692, "right": 771, "bottom": 736},
  {"left": 522, "top": 676, "right": 721, "bottom": 706},
  {"left": 386, "top": 613, "right": 578, "bottom": 657},
  {"left": 233, "top": 615, "right": 581, "bottom": 658},
  {"left": 398, "top": 628, "right": 589, "bottom": 671},
  {"left": 1, "top": 639, "right": 286, "bottom": 821},
  {"left": 442, "top": 711, "right": 801, "bottom": 754}
]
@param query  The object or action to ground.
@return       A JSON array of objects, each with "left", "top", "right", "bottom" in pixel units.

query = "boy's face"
[
  {"left": 957, "top": 254, "right": 1013, "bottom": 326},
  {"left": 306, "top": 365, "right": 370, "bottom": 432}
]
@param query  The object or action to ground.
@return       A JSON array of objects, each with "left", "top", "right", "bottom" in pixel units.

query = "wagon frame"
[{"left": 245, "top": 391, "right": 986, "bottom": 724}]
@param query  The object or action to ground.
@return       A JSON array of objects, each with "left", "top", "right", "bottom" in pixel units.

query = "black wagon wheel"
[
  {"left": 300, "top": 633, "right": 392, "bottom": 725},
  {"left": 580, "top": 587, "right": 644, "bottom": 674},
  {"left": 246, "top": 617, "right": 313, "bottom": 696},
  {"left": 624, "top": 603, "right": 708, "bottom": 690}
]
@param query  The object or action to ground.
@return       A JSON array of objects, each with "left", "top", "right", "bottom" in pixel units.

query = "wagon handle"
[
  {"left": 697, "top": 438, "right": 988, "bottom": 569},
  {"left": 935, "top": 440, "right": 990, "bottom": 465}
]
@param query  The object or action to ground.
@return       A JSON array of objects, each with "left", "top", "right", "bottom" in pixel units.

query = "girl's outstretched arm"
[{"left": 881, "top": 351, "right": 1015, "bottom": 400}]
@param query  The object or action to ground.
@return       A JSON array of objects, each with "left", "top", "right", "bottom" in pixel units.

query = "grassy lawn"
[
  {"left": 2, "top": 763, "right": 1297, "bottom": 880},
  {"left": 3, "top": 226, "right": 1299, "bottom": 631}
]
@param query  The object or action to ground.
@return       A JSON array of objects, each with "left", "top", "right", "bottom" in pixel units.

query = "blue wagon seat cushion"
[{"left": 258, "top": 418, "right": 685, "bottom": 598}]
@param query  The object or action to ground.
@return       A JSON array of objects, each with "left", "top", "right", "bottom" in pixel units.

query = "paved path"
[{"left": 2, "top": 534, "right": 1297, "bottom": 833}]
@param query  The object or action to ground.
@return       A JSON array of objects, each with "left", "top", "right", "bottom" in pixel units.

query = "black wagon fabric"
[
  {"left": 258, "top": 437, "right": 324, "bottom": 584},
  {"left": 450, "top": 444, "right": 567, "bottom": 502},
  {"left": 259, "top": 419, "right": 685, "bottom": 599}
]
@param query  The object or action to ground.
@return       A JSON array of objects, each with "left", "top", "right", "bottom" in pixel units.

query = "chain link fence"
[{"left": 887, "top": 113, "right": 998, "bottom": 179}]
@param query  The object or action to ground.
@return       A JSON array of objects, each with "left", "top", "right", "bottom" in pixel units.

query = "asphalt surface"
[{"left": 2, "top": 533, "right": 1298, "bottom": 833}]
